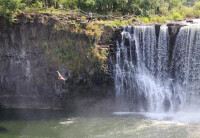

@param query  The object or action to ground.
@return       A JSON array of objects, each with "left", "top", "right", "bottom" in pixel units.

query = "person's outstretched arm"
[{"left": 56, "top": 71, "right": 67, "bottom": 82}]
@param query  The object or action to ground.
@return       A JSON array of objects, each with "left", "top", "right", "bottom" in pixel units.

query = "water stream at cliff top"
[{"left": 114, "top": 25, "right": 200, "bottom": 121}]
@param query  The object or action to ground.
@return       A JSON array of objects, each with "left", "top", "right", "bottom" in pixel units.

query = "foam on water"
[{"left": 113, "top": 107, "right": 200, "bottom": 123}]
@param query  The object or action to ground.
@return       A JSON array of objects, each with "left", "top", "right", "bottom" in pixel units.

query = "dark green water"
[{"left": 0, "top": 109, "right": 199, "bottom": 138}]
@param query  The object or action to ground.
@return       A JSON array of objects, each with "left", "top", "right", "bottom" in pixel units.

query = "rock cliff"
[
  {"left": 0, "top": 13, "right": 184, "bottom": 110},
  {"left": 0, "top": 14, "right": 116, "bottom": 110}
]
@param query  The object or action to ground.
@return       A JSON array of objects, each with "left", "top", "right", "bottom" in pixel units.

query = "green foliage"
[
  {"left": 62, "top": 0, "right": 77, "bottom": 9},
  {"left": 0, "top": 0, "right": 24, "bottom": 24},
  {"left": 0, "top": 0, "right": 22, "bottom": 14},
  {"left": 1, "top": 0, "right": 200, "bottom": 23},
  {"left": 31, "top": 0, "right": 43, "bottom": 8},
  {"left": 150, "top": 15, "right": 166, "bottom": 23},
  {"left": 168, "top": 12, "right": 183, "bottom": 20},
  {"left": 53, "top": 36, "right": 107, "bottom": 76},
  {"left": 180, "top": 6, "right": 194, "bottom": 18},
  {"left": 167, "top": 0, "right": 183, "bottom": 10},
  {"left": 112, "top": 20, "right": 127, "bottom": 26},
  {"left": 194, "top": 1, "right": 200, "bottom": 16},
  {"left": 55, "top": 39, "right": 91, "bottom": 74},
  {"left": 159, "top": 4, "right": 169, "bottom": 16},
  {"left": 141, "top": 17, "right": 149, "bottom": 23},
  {"left": 103, "top": 19, "right": 129, "bottom": 27},
  {"left": 92, "top": 46, "right": 108, "bottom": 62}
]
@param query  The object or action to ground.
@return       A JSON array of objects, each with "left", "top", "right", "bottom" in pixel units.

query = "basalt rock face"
[
  {"left": 0, "top": 15, "right": 114, "bottom": 110},
  {"left": 0, "top": 19, "right": 69, "bottom": 109},
  {"left": 0, "top": 13, "right": 184, "bottom": 110}
]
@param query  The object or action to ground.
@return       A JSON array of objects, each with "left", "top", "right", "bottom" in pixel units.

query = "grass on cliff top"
[
  {"left": 22, "top": 7, "right": 189, "bottom": 26},
  {"left": 18, "top": 7, "right": 193, "bottom": 43},
  {"left": 24, "top": 7, "right": 70, "bottom": 15}
]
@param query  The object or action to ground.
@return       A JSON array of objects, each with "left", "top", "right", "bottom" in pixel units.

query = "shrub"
[
  {"left": 92, "top": 46, "right": 108, "bottom": 62},
  {"left": 141, "top": 17, "right": 149, "bottom": 23},
  {"left": 159, "top": 5, "right": 169, "bottom": 16},
  {"left": 0, "top": 0, "right": 24, "bottom": 24},
  {"left": 194, "top": 2, "right": 200, "bottom": 17},
  {"left": 111, "top": 20, "right": 123, "bottom": 26},
  {"left": 0, "top": 0, "right": 22, "bottom": 14},
  {"left": 180, "top": 6, "right": 194, "bottom": 18},
  {"left": 31, "top": 0, "right": 43, "bottom": 8},
  {"left": 103, "top": 19, "right": 128, "bottom": 27},
  {"left": 150, "top": 15, "right": 166, "bottom": 23},
  {"left": 168, "top": 12, "right": 183, "bottom": 20},
  {"left": 62, "top": 0, "right": 77, "bottom": 9}
]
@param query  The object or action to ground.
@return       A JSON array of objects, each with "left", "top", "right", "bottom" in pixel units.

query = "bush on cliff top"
[
  {"left": 194, "top": 2, "right": 200, "bottom": 17},
  {"left": 150, "top": 16, "right": 166, "bottom": 23},
  {"left": 0, "top": 0, "right": 23, "bottom": 14},
  {"left": 168, "top": 12, "right": 183, "bottom": 20},
  {"left": 180, "top": 6, "right": 194, "bottom": 18},
  {"left": 0, "top": 0, "right": 24, "bottom": 23}
]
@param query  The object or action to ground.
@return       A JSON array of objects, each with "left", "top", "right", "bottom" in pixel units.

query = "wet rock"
[
  {"left": 167, "top": 23, "right": 184, "bottom": 67},
  {"left": 155, "top": 24, "right": 161, "bottom": 41},
  {"left": 166, "top": 22, "right": 186, "bottom": 27},
  {"left": 186, "top": 19, "right": 193, "bottom": 23},
  {"left": 167, "top": 22, "right": 185, "bottom": 38},
  {"left": 124, "top": 37, "right": 130, "bottom": 46},
  {"left": 163, "top": 98, "right": 171, "bottom": 112}
]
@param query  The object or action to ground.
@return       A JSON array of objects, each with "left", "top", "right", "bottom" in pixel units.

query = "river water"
[
  {"left": 2, "top": 24, "right": 200, "bottom": 138},
  {"left": 0, "top": 109, "right": 200, "bottom": 138}
]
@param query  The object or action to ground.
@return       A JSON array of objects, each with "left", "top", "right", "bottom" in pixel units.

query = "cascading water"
[
  {"left": 114, "top": 25, "right": 200, "bottom": 113},
  {"left": 172, "top": 26, "right": 200, "bottom": 108}
]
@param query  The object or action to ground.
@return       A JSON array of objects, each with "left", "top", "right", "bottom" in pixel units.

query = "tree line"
[
  {"left": 22, "top": 0, "right": 199, "bottom": 16},
  {"left": 1, "top": 0, "right": 200, "bottom": 22}
]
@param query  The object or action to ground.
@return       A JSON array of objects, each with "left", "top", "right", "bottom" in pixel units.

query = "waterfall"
[
  {"left": 114, "top": 25, "right": 200, "bottom": 112},
  {"left": 172, "top": 26, "right": 200, "bottom": 108}
]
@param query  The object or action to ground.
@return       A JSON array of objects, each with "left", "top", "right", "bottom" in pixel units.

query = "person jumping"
[{"left": 56, "top": 71, "right": 67, "bottom": 82}]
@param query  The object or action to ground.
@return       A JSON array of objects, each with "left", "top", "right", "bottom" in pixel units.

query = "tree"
[
  {"left": 0, "top": 0, "right": 23, "bottom": 19},
  {"left": 194, "top": 1, "right": 200, "bottom": 16},
  {"left": 62, "top": 0, "right": 77, "bottom": 9}
]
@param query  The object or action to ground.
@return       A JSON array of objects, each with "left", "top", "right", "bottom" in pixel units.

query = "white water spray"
[{"left": 114, "top": 25, "right": 200, "bottom": 113}]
